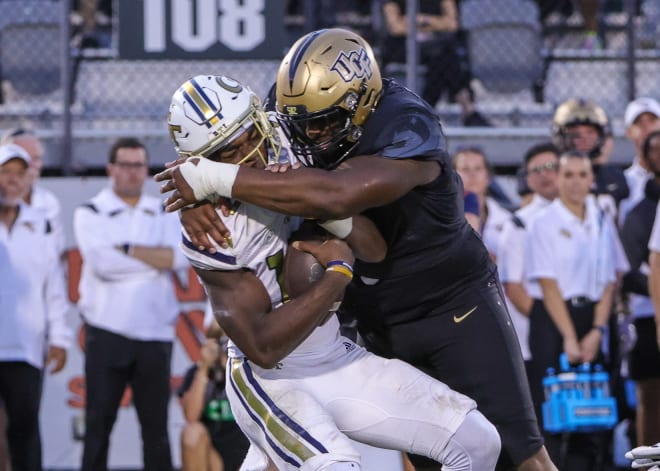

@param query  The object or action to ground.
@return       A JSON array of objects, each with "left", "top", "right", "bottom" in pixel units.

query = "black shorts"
[
  {"left": 359, "top": 273, "right": 543, "bottom": 469},
  {"left": 630, "top": 317, "right": 660, "bottom": 381}
]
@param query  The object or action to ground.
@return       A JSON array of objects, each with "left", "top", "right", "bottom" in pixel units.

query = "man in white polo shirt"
[
  {"left": 619, "top": 97, "right": 660, "bottom": 227},
  {"left": 0, "top": 143, "right": 72, "bottom": 471},
  {"left": 73, "top": 137, "right": 189, "bottom": 471}
]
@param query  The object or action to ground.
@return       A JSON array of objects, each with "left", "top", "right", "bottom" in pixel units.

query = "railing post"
[
  {"left": 60, "top": 0, "right": 73, "bottom": 175},
  {"left": 406, "top": 0, "right": 419, "bottom": 94},
  {"left": 624, "top": 0, "right": 637, "bottom": 101}
]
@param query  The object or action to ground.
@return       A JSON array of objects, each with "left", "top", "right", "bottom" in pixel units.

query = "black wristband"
[{"left": 121, "top": 243, "right": 131, "bottom": 255}]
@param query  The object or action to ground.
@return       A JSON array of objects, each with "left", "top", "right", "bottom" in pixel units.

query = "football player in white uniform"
[{"left": 166, "top": 75, "right": 500, "bottom": 471}]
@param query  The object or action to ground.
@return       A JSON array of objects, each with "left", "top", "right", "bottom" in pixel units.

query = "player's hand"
[
  {"left": 292, "top": 238, "right": 355, "bottom": 269},
  {"left": 180, "top": 201, "right": 233, "bottom": 251},
  {"left": 155, "top": 162, "right": 200, "bottom": 211},
  {"left": 266, "top": 161, "right": 302, "bottom": 173},
  {"left": 46, "top": 346, "right": 67, "bottom": 374},
  {"left": 578, "top": 329, "right": 601, "bottom": 363}
]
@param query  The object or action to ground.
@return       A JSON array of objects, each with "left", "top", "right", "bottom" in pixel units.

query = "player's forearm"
[
  {"left": 220, "top": 273, "right": 349, "bottom": 369},
  {"left": 343, "top": 215, "right": 387, "bottom": 263},
  {"left": 231, "top": 165, "right": 359, "bottom": 220}
]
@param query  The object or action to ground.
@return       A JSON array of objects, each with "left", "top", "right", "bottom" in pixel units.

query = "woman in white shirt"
[{"left": 453, "top": 147, "right": 512, "bottom": 261}]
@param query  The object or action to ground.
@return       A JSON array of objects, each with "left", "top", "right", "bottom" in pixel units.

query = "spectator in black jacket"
[{"left": 620, "top": 129, "right": 660, "bottom": 448}]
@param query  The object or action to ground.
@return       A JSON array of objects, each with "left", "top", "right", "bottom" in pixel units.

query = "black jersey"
[{"left": 342, "top": 80, "right": 494, "bottom": 326}]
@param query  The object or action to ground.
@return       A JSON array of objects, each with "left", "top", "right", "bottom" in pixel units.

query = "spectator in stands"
[
  {"left": 619, "top": 97, "right": 660, "bottom": 227},
  {"left": 497, "top": 142, "right": 560, "bottom": 385},
  {"left": 0, "top": 143, "right": 72, "bottom": 471},
  {"left": 536, "top": 0, "right": 603, "bottom": 49},
  {"left": 525, "top": 150, "right": 618, "bottom": 469},
  {"left": 380, "top": 0, "right": 490, "bottom": 126},
  {"left": 621, "top": 129, "right": 660, "bottom": 448},
  {"left": 453, "top": 146, "right": 512, "bottom": 261},
  {"left": 1, "top": 127, "right": 65, "bottom": 253},
  {"left": 178, "top": 337, "right": 250, "bottom": 471},
  {"left": 74, "top": 137, "right": 189, "bottom": 471},
  {"left": 71, "top": 0, "right": 112, "bottom": 48},
  {"left": 552, "top": 97, "right": 629, "bottom": 218}
]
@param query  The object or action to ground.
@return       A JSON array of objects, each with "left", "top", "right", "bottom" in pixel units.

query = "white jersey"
[{"left": 180, "top": 203, "right": 343, "bottom": 361}]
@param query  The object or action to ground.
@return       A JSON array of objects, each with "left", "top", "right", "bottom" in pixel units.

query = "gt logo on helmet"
[{"left": 330, "top": 48, "right": 373, "bottom": 83}]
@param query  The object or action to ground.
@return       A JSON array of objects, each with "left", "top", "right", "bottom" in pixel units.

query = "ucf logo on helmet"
[{"left": 330, "top": 48, "right": 373, "bottom": 83}]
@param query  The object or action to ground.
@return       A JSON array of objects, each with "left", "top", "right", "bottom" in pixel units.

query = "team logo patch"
[
  {"left": 330, "top": 48, "right": 372, "bottom": 82},
  {"left": 559, "top": 228, "right": 572, "bottom": 239},
  {"left": 343, "top": 341, "right": 356, "bottom": 352}
]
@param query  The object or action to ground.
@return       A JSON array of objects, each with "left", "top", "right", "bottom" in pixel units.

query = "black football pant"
[
  {"left": 81, "top": 324, "right": 173, "bottom": 471},
  {"left": 0, "top": 361, "right": 43, "bottom": 471}
]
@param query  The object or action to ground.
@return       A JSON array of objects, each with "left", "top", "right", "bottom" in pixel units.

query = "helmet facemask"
[{"left": 278, "top": 91, "right": 363, "bottom": 169}]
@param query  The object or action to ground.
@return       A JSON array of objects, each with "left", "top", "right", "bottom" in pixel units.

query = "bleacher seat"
[
  {"left": 460, "top": 0, "right": 543, "bottom": 94},
  {"left": 73, "top": 59, "right": 280, "bottom": 122},
  {"left": 0, "top": 1, "right": 63, "bottom": 99}
]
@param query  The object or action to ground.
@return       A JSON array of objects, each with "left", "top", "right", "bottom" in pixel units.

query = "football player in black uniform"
[{"left": 157, "top": 28, "right": 556, "bottom": 471}]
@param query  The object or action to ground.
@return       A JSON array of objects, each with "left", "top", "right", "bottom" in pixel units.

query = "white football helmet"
[{"left": 168, "top": 75, "right": 280, "bottom": 166}]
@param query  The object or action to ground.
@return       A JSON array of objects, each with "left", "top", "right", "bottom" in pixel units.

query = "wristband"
[
  {"left": 326, "top": 260, "right": 354, "bottom": 280},
  {"left": 592, "top": 325, "right": 607, "bottom": 335},
  {"left": 318, "top": 217, "right": 353, "bottom": 239},
  {"left": 178, "top": 157, "right": 240, "bottom": 200},
  {"left": 121, "top": 243, "right": 132, "bottom": 256}
]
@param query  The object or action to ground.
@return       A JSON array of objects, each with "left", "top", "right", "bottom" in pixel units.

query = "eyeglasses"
[
  {"left": 527, "top": 162, "right": 558, "bottom": 175},
  {"left": 113, "top": 161, "right": 147, "bottom": 169}
]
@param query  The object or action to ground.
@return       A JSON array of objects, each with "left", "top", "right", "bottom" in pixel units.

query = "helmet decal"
[
  {"left": 179, "top": 77, "right": 223, "bottom": 128},
  {"left": 287, "top": 29, "right": 326, "bottom": 89},
  {"left": 331, "top": 48, "right": 373, "bottom": 82}
]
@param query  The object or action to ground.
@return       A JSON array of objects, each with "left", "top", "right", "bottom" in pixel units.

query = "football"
[{"left": 283, "top": 222, "right": 330, "bottom": 299}]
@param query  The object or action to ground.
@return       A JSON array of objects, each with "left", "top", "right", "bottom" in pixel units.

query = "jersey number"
[{"left": 266, "top": 249, "right": 289, "bottom": 303}]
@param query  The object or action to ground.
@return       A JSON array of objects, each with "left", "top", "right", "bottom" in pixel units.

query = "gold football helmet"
[
  {"left": 275, "top": 28, "right": 382, "bottom": 169},
  {"left": 552, "top": 98, "right": 611, "bottom": 158}
]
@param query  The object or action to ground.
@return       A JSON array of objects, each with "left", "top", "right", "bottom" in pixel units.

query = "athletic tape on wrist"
[
  {"left": 319, "top": 218, "right": 353, "bottom": 239},
  {"left": 179, "top": 158, "right": 239, "bottom": 200}
]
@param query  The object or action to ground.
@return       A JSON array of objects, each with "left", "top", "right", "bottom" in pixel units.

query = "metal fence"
[{"left": 0, "top": 0, "right": 658, "bottom": 173}]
